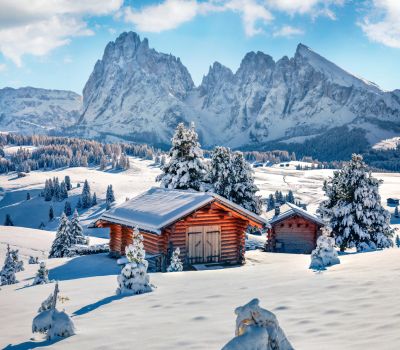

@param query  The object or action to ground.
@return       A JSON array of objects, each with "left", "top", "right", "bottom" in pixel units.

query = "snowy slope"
[
  {"left": 76, "top": 32, "right": 400, "bottom": 149},
  {"left": 1, "top": 226, "right": 400, "bottom": 349},
  {"left": 0, "top": 87, "right": 81, "bottom": 134}
]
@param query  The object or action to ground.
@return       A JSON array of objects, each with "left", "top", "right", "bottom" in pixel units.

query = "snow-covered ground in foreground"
[{"left": 0, "top": 226, "right": 400, "bottom": 349}]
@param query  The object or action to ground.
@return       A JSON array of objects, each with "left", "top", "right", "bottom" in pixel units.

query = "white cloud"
[
  {"left": 359, "top": 0, "right": 400, "bottom": 48},
  {"left": 123, "top": 0, "right": 341, "bottom": 37},
  {"left": 273, "top": 26, "right": 304, "bottom": 38},
  {"left": 123, "top": 0, "right": 273, "bottom": 37},
  {"left": 0, "top": 0, "right": 123, "bottom": 66}
]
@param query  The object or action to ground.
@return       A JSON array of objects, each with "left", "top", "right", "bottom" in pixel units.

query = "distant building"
[{"left": 265, "top": 203, "right": 324, "bottom": 254}]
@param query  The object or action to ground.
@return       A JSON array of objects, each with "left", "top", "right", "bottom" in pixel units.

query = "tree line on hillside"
[{"left": 0, "top": 133, "right": 155, "bottom": 174}]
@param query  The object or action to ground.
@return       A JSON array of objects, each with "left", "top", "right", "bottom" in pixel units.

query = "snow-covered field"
[
  {"left": 1, "top": 158, "right": 400, "bottom": 349},
  {"left": 1, "top": 226, "right": 400, "bottom": 349}
]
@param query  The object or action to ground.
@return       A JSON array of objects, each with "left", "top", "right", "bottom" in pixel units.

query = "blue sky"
[{"left": 0, "top": 0, "right": 399, "bottom": 94}]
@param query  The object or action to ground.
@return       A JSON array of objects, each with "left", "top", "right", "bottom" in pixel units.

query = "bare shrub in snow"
[
  {"left": 116, "top": 227, "right": 152, "bottom": 295},
  {"left": 32, "top": 282, "right": 75, "bottom": 340},
  {"left": 32, "top": 261, "right": 50, "bottom": 285},
  {"left": 222, "top": 298, "right": 293, "bottom": 350},
  {"left": 310, "top": 228, "right": 340, "bottom": 270},
  {"left": 167, "top": 247, "right": 183, "bottom": 272},
  {"left": 29, "top": 256, "right": 39, "bottom": 264}
]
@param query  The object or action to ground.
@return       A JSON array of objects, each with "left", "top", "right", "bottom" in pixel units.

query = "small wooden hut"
[
  {"left": 265, "top": 203, "right": 324, "bottom": 254},
  {"left": 95, "top": 187, "right": 267, "bottom": 270}
]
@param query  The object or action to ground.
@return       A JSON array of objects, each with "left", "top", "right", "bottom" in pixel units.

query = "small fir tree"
[
  {"left": 44, "top": 179, "right": 52, "bottom": 201},
  {"left": 287, "top": 190, "right": 295, "bottom": 204},
  {"left": 26, "top": 192, "right": 31, "bottom": 200},
  {"left": 60, "top": 181, "right": 68, "bottom": 200},
  {"left": 309, "top": 227, "right": 340, "bottom": 270},
  {"left": 49, "top": 213, "right": 73, "bottom": 258},
  {"left": 167, "top": 247, "right": 183, "bottom": 272},
  {"left": 106, "top": 184, "right": 115, "bottom": 209},
  {"left": 267, "top": 194, "right": 275, "bottom": 211},
  {"left": 4, "top": 214, "right": 13, "bottom": 226},
  {"left": 81, "top": 179, "right": 92, "bottom": 208},
  {"left": 91, "top": 192, "right": 97, "bottom": 206},
  {"left": 69, "top": 210, "right": 87, "bottom": 245},
  {"left": 29, "top": 256, "right": 39, "bottom": 264},
  {"left": 32, "top": 282, "right": 75, "bottom": 340},
  {"left": 395, "top": 206, "right": 399, "bottom": 218},
  {"left": 32, "top": 261, "right": 50, "bottom": 285},
  {"left": 396, "top": 235, "right": 400, "bottom": 248},
  {"left": 64, "top": 201, "right": 72, "bottom": 216},
  {"left": 64, "top": 175, "right": 72, "bottom": 191},
  {"left": 76, "top": 198, "right": 82, "bottom": 209},
  {"left": 156, "top": 122, "right": 208, "bottom": 191},
  {"left": 319, "top": 154, "right": 393, "bottom": 252},
  {"left": 11, "top": 248, "right": 24, "bottom": 272},
  {"left": 116, "top": 227, "right": 152, "bottom": 295},
  {"left": 0, "top": 245, "right": 18, "bottom": 285},
  {"left": 49, "top": 206, "right": 54, "bottom": 221}
]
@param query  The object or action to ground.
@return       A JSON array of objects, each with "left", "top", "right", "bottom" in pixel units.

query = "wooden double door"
[{"left": 187, "top": 225, "right": 221, "bottom": 264}]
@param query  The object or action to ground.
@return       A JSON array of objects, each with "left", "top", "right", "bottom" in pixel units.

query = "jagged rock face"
[
  {"left": 0, "top": 87, "right": 81, "bottom": 134},
  {"left": 79, "top": 32, "right": 194, "bottom": 144},
  {"left": 77, "top": 33, "right": 400, "bottom": 148}
]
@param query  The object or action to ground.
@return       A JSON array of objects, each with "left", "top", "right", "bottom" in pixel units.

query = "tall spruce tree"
[
  {"left": 49, "top": 206, "right": 54, "bottom": 221},
  {"left": 64, "top": 201, "right": 72, "bottom": 216},
  {"left": 64, "top": 175, "right": 72, "bottom": 191},
  {"left": 209, "top": 146, "right": 234, "bottom": 199},
  {"left": 49, "top": 213, "right": 74, "bottom": 258},
  {"left": 229, "top": 152, "right": 262, "bottom": 214},
  {"left": 81, "top": 179, "right": 91, "bottom": 208},
  {"left": 319, "top": 154, "right": 393, "bottom": 252},
  {"left": 156, "top": 123, "right": 207, "bottom": 191},
  {"left": 69, "top": 210, "right": 87, "bottom": 245}
]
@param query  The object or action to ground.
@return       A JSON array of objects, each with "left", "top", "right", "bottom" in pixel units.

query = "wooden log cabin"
[
  {"left": 95, "top": 187, "right": 267, "bottom": 270},
  {"left": 265, "top": 203, "right": 324, "bottom": 254}
]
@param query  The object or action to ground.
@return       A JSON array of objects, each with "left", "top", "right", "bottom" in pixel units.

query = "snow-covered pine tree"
[
  {"left": 156, "top": 122, "right": 208, "bottom": 191},
  {"left": 116, "top": 226, "right": 152, "bottom": 295},
  {"left": 287, "top": 190, "right": 295, "bottom": 204},
  {"left": 49, "top": 206, "right": 54, "bottom": 221},
  {"left": 60, "top": 181, "right": 68, "bottom": 200},
  {"left": 64, "top": 201, "right": 72, "bottom": 216},
  {"left": 100, "top": 155, "right": 108, "bottom": 170},
  {"left": 229, "top": 152, "right": 262, "bottom": 214},
  {"left": 209, "top": 146, "right": 234, "bottom": 199},
  {"left": 309, "top": 227, "right": 340, "bottom": 270},
  {"left": 29, "top": 256, "right": 39, "bottom": 264},
  {"left": 91, "top": 192, "right": 97, "bottom": 206},
  {"left": 319, "top": 154, "right": 394, "bottom": 252},
  {"left": 0, "top": 245, "right": 18, "bottom": 285},
  {"left": 395, "top": 206, "right": 399, "bottom": 218},
  {"left": 26, "top": 192, "right": 31, "bottom": 200},
  {"left": 48, "top": 213, "right": 73, "bottom": 258},
  {"left": 64, "top": 175, "right": 72, "bottom": 191},
  {"left": 11, "top": 248, "right": 24, "bottom": 272},
  {"left": 44, "top": 179, "right": 52, "bottom": 201},
  {"left": 4, "top": 213, "right": 13, "bottom": 226},
  {"left": 396, "top": 235, "right": 400, "bottom": 248},
  {"left": 32, "top": 282, "right": 75, "bottom": 340},
  {"left": 53, "top": 177, "right": 61, "bottom": 201},
  {"left": 106, "top": 184, "right": 115, "bottom": 209},
  {"left": 167, "top": 247, "right": 183, "bottom": 272},
  {"left": 267, "top": 194, "right": 275, "bottom": 211},
  {"left": 69, "top": 210, "right": 87, "bottom": 245},
  {"left": 32, "top": 261, "right": 50, "bottom": 285},
  {"left": 81, "top": 179, "right": 91, "bottom": 208}
]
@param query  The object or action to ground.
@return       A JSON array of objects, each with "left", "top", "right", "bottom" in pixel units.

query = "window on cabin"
[{"left": 280, "top": 223, "right": 284, "bottom": 227}]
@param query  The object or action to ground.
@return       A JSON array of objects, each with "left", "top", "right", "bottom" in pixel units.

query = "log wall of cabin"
[
  {"left": 268, "top": 215, "right": 321, "bottom": 254},
  {"left": 162, "top": 202, "right": 248, "bottom": 265}
]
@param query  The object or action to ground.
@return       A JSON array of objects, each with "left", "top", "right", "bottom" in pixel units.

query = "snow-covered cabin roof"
[
  {"left": 264, "top": 203, "right": 324, "bottom": 226},
  {"left": 98, "top": 187, "right": 267, "bottom": 234}
]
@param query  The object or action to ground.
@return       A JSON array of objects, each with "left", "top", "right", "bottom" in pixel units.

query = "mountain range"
[{"left": 2, "top": 31, "right": 400, "bottom": 160}]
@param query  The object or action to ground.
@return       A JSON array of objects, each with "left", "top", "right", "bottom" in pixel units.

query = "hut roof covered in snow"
[
  {"left": 264, "top": 202, "right": 324, "bottom": 226},
  {"left": 97, "top": 187, "right": 267, "bottom": 234}
]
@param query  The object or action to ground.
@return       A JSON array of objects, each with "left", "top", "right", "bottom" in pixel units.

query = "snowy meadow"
[{"left": 1, "top": 144, "right": 400, "bottom": 349}]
